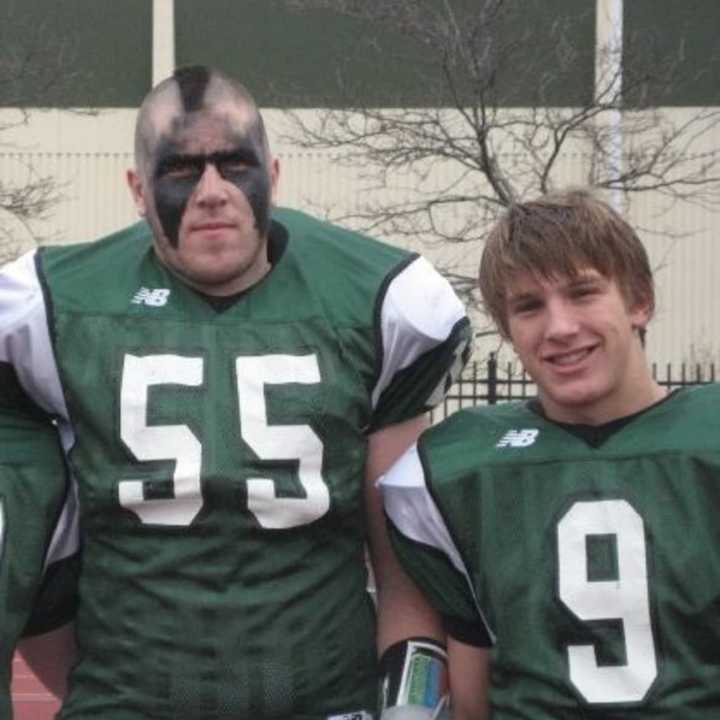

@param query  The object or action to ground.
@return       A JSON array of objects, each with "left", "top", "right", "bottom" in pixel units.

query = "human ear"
[
  {"left": 628, "top": 296, "right": 652, "bottom": 333},
  {"left": 269, "top": 157, "right": 280, "bottom": 205},
  {"left": 126, "top": 169, "right": 148, "bottom": 217}
]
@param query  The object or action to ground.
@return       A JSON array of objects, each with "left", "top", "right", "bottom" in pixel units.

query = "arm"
[
  {"left": 447, "top": 636, "right": 491, "bottom": 720},
  {"left": 380, "top": 434, "right": 494, "bottom": 720},
  {"left": 365, "top": 414, "right": 444, "bottom": 653},
  {"left": 366, "top": 415, "right": 448, "bottom": 719},
  {"left": 17, "top": 622, "right": 77, "bottom": 699}
]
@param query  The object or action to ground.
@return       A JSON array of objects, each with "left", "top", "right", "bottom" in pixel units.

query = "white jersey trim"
[
  {"left": 0, "top": 250, "right": 79, "bottom": 563},
  {"left": 380, "top": 443, "right": 496, "bottom": 643},
  {"left": 371, "top": 256, "right": 465, "bottom": 409},
  {"left": 0, "top": 251, "right": 70, "bottom": 422},
  {"left": 44, "top": 481, "right": 80, "bottom": 568}
]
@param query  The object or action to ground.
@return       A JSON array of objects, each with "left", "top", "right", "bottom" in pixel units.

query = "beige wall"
[{"left": 1, "top": 107, "right": 719, "bottom": 368}]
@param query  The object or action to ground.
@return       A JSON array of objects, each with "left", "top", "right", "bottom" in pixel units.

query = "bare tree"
[
  {"left": 0, "top": 10, "right": 92, "bottom": 263},
  {"left": 281, "top": 0, "right": 720, "bottom": 301}
]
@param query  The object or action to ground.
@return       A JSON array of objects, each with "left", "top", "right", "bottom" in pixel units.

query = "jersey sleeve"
[
  {"left": 0, "top": 250, "right": 68, "bottom": 418},
  {"left": 380, "top": 443, "right": 494, "bottom": 647},
  {"left": 369, "top": 256, "right": 471, "bottom": 431},
  {"left": 0, "top": 335, "right": 80, "bottom": 638}
]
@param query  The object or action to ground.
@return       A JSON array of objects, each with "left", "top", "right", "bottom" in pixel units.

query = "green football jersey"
[
  {"left": 0, "top": 366, "right": 76, "bottom": 720},
  {"left": 382, "top": 386, "right": 720, "bottom": 719},
  {"left": 0, "top": 208, "right": 470, "bottom": 720}
]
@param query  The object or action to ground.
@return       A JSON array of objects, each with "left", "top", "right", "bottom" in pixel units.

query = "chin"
[
  {"left": 545, "top": 378, "right": 606, "bottom": 406},
  {"left": 197, "top": 270, "right": 245, "bottom": 288}
]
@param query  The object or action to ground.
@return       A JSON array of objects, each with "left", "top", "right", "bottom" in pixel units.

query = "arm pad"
[{"left": 379, "top": 638, "right": 448, "bottom": 719}]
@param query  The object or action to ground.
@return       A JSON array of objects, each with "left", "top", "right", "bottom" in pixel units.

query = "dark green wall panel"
[
  {"left": 624, "top": 0, "right": 720, "bottom": 106},
  {"left": 1, "top": 1, "right": 716, "bottom": 109},
  {"left": 0, "top": 0, "right": 152, "bottom": 107},
  {"left": 175, "top": 0, "right": 594, "bottom": 108}
]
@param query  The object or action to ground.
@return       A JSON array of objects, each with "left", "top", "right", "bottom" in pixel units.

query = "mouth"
[
  {"left": 191, "top": 221, "right": 236, "bottom": 232},
  {"left": 544, "top": 345, "right": 597, "bottom": 369}
]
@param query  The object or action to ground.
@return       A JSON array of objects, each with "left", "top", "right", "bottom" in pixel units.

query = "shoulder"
[
  {"left": 273, "top": 207, "right": 465, "bottom": 337},
  {"left": 0, "top": 249, "right": 43, "bottom": 315},
  {"left": 673, "top": 382, "right": 720, "bottom": 407},
  {"left": 414, "top": 402, "right": 540, "bottom": 480},
  {"left": 273, "top": 206, "right": 413, "bottom": 282},
  {"left": 36, "top": 222, "right": 153, "bottom": 313},
  {"left": 39, "top": 221, "right": 152, "bottom": 278},
  {"left": 422, "top": 402, "right": 535, "bottom": 453},
  {"left": 648, "top": 383, "right": 720, "bottom": 440}
]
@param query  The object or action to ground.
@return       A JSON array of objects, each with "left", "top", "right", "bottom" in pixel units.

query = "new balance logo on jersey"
[
  {"left": 131, "top": 287, "right": 170, "bottom": 307},
  {"left": 496, "top": 429, "right": 539, "bottom": 448}
]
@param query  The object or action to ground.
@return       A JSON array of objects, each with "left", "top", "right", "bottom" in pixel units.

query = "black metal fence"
[{"left": 430, "top": 354, "right": 717, "bottom": 422}]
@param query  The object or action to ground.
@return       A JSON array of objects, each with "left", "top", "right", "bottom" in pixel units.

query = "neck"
[{"left": 183, "top": 255, "right": 272, "bottom": 297}]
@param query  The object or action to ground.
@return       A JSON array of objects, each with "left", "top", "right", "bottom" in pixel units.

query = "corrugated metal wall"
[{"left": 1, "top": 107, "right": 719, "bottom": 366}]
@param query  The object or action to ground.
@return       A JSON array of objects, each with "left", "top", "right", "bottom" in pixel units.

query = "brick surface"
[{"left": 11, "top": 653, "right": 60, "bottom": 720}]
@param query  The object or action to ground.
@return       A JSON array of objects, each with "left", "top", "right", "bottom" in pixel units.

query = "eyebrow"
[
  {"left": 507, "top": 291, "right": 541, "bottom": 306},
  {"left": 155, "top": 147, "right": 259, "bottom": 171},
  {"left": 565, "top": 273, "right": 605, "bottom": 288}
]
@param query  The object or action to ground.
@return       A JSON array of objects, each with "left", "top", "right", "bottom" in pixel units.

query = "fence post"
[{"left": 487, "top": 353, "right": 498, "bottom": 405}]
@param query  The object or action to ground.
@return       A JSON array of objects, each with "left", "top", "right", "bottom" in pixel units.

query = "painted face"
[
  {"left": 152, "top": 122, "right": 272, "bottom": 247},
  {"left": 505, "top": 268, "right": 654, "bottom": 424},
  {"left": 131, "top": 73, "right": 279, "bottom": 296}
]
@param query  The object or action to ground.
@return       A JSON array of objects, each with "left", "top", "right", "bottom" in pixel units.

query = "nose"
[
  {"left": 544, "top": 298, "right": 579, "bottom": 340},
  {"left": 193, "top": 163, "right": 227, "bottom": 207}
]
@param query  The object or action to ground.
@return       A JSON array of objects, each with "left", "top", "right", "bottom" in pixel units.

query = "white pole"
[
  {"left": 596, "top": 0, "right": 624, "bottom": 211},
  {"left": 152, "top": 0, "right": 176, "bottom": 87}
]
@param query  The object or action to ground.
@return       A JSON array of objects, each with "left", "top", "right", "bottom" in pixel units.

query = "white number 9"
[{"left": 557, "top": 499, "right": 658, "bottom": 704}]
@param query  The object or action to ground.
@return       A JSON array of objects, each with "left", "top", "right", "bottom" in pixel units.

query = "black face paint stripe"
[
  {"left": 151, "top": 115, "right": 273, "bottom": 245},
  {"left": 173, "top": 66, "right": 211, "bottom": 113}
]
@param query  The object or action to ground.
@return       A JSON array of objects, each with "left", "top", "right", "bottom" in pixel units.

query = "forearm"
[
  {"left": 365, "top": 415, "right": 443, "bottom": 651},
  {"left": 447, "top": 635, "right": 491, "bottom": 720},
  {"left": 366, "top": 416, "right": 449, "bottom": 719}
]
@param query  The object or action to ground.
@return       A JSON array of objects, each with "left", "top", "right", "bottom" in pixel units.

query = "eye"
[
  {"left": 156, "top": 158, "right": 204, "bottom": 181},
  {"left": 166, "top": 165, "right": 200, "bottom": 179},
  {"left": 509, "top": 298, "right": 543, "bottom": 316},
  {"left": 218, "top": 157, "right": 250, "bottom": 174},
  {"left": 569, "top": 283, "right": 601, "bottom": 300},
  {"left": 214, "top": 150, "right": 259, "bottom": 176}
]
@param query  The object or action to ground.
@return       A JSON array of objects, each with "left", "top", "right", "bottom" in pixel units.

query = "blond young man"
[{"left": 381, "top": 190, "right": 720, "bottom": 719}]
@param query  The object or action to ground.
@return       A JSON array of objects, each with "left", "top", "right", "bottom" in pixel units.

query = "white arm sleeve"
[
  {"left": 0, "top": 251, "right": 69, "bottom": 421},
  {"left": 372, "top": 256, "right": 468, "bottom": 411}
]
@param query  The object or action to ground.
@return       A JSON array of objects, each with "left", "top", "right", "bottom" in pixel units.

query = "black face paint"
[
  {"left": 211, "top": 144, "right": 272, "bottom": 238},
  {"left": 151, "top": 118, "right": 272, "bottom": 247}
]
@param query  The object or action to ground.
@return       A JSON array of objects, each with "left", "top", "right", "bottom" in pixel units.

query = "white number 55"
[{"left": 118, "top": 353, "right": 329, "bottom": 529}]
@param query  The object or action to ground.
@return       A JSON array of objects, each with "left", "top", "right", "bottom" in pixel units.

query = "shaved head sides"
[{"left": 134, "top": 65, "right": 268, "bottom": 173}]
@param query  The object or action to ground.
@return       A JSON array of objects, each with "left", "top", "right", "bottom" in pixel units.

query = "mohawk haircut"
[
  {"left": 173, "top": 65, "right": 212, "bottom": 113},
  {"left": 133, "top": 65, "right": 268, "bottom": 172}
]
